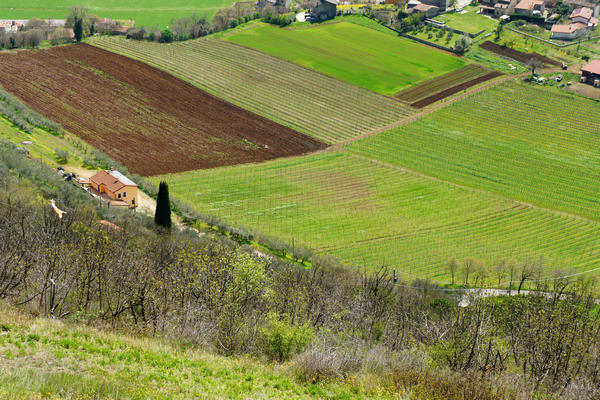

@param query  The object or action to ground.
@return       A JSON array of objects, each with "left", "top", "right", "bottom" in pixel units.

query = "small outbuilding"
[
  {"left": 312, "top": 0, "right": 337, "bottom": 20},
  {"left": 581, "top": 59, "right": 600, "bottom": 87}
]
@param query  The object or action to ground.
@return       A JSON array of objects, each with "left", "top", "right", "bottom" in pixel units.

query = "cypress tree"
[{"left": 154, "top": 181, "right": 172, "bottom": 228}]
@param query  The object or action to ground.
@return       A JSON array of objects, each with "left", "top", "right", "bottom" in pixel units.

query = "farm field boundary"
[
  {"left": 480, "top": 41, "right": 561, "bottom": 66},
  {"left": 348, "top": 80, "right": 600, "bottom": 222},
  {"left": 154, "top": 150, "right": 600, "bottom": 281},
  {"left": 0, "top": 0, "right": 231, "bottom": 27},
  {"left": 224, "top": 22, "right": 467, "bottom": 96},
  {"left": 0, "top": 44, "right": 326, "bottom": 176},
  {"left": 89, "top": 36, "right": 414, "bottom": 144},
  {"left": 395, "top": 64, "right": 503, "bottom": 108}
]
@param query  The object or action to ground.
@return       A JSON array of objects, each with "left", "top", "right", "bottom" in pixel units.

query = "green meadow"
[
  {"left": 0, "top": 0, "right": 232, "bottom": 27},
  {"left": 154, "top": 151, "right": 600, "bottom": 281},
  {"left": 225, "top": 22, "right": 466, "bottom": 95},
  {"left": 433, "top": 8, "right": 497, "bottom": 35}
]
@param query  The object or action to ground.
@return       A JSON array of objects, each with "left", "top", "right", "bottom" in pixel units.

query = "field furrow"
[{"left": 89, "top": 36, "right": 414, "bottom": 144}]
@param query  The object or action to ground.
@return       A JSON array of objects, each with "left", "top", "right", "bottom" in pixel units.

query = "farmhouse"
[
  {"left": 514, "top": 0, "right": 545, "bottom": 15},
  {"left": 581, "top": 59, "right": 600, "bottom": 86},
  {"left": 87, "top": 169, "right": 138, "bottom": 208},
  {"left": 311, "top": 0, "right": 337, "bottom": 20}
]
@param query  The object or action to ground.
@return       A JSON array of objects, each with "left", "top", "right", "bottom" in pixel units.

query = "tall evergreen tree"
[{"left": 154, "top": 181, "right": 172, "bottom": 229}]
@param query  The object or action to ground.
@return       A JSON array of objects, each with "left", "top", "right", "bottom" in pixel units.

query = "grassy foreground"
[
  {"left": 225, "top": 22, "right": 466, "bottom": 95},
  {"left": 0, "top": 306, "right": 392, "bottom": 400}
]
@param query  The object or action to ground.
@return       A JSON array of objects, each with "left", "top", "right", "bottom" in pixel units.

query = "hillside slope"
[{"left": 0, "top": 307, "right": 387, "bottom": 400}]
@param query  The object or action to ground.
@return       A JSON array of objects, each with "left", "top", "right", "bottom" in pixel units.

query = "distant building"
[
  {"left": 514, "top": 0, "right": 545, "bottom": 15},
  {"left": 570, "top": 6, "right": 597, "bottom": 23},
  {"left": 480, "top": 0, "right": 518, "bottom": 17},
  {"left": 88, "top": 169, "right": 138, "bottom": 208},
  {"left": 0, "top": 20, "right": 22, "bottom": 33},
  {"left": 256, "top": 0, "right": 291, "bottom": 10},
  {"left": 551, "top": 22, "right": 589, "bottom": 38},
  {"left": 551, "top": 6, "right": 597, "bottom": 39},
  {"left": 581, "top": 59, "right": 600, "bottom": 86},
  {"left": 420, "top": 0, "right": 450, "bottom": 11},
  {"left": 311, "top": 0, "right": 337, "bottom": 20},
  {"left": 564, "top": 0, "right": 600, "bottom": 17},
  {"left": 410, "top": 3, "right": 440, "bottom": 16}
]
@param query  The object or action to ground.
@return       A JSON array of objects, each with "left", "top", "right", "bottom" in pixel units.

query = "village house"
[
  {"left": 409, "top": 2, "right": 440, "bottom": 16},
  {"left": 0, "top": 20, "right": 22, "bottom": 33},
  {"left": 480, "top": 0, "right": 518, "bottom": 17},
  {"left": 514, "top": 0, "right": 545, "bottom": 15},
  {"left": 86, "top": 169, "right": 138, "bottom": 208},
  {"left": 581, "top": 59, "right": 600, "bottom": 86},
  {"left": 551, "top": 6, "right": 597, "bottom": 39},
  {"left": 551, "top": 21, "right": 589, "bottom": 38},
  {"left": 570, "top": 6, "right": 598, "bottom": 23},
  {"left": 311, "top": 0, "right": 338, "bottom": 20},
  {"left": 419, "top": 0, "right": 450, "bottom": 12},
  {"left": 564, "top": 0, "right": 600, "bottom": 17}
]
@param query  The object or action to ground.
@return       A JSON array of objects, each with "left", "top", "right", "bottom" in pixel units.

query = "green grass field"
[
  {"left": 153, "top": 151, "right": 600, "bottom": 281},
  {"left": 225, "top": 22, "right": 467, "bottom": 95},
  {"left": 348, "top": 81, "right": 600, "bottom": 222},
  {"left": 0, "top": 306, "right": 390, "bottom": 399},
  {"left": 434, "top": 8, "right": 497, "bottom": 35},
  {"left": 90, "top": 36, "right": 413, "bottom": 143},
  {"left": 0, "top": 0, "right": 232, "bottom": 27}
]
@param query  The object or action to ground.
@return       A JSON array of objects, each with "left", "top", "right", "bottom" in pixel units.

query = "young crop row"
[
  {"left": 90, "top": 36, "right": 413, "bottom": 144},
  {"left": 153, "top": 151, "right": 600, "bottom": 281},
  {"left": 348, "top": 81, "right": 600, "bottom": 222}
]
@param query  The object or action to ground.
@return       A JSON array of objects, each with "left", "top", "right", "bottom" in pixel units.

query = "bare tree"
[{"left": 446, "top": 257, "right": 459, "bottom": 285}]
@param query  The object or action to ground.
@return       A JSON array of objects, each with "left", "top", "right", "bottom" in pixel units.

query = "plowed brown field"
[{"left": 0, "top": 44, "right": 326, "bottom": 176}]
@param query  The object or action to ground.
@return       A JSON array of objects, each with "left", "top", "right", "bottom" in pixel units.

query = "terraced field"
[
  {"left": 225, "top": 22, "right": 466, "bottom": 96},
  {"left": 0, "top": 44, "right": 324, "bottom": 176},
  {"left": 154, "top": 151, "right": 600, "bottom": 280},
  {"left": 89, "top": 36, "right": 414, "bottom": 144},
  {"left": 395, "top": 64, "right": 502, "bottom": 107},
  {"left": 348, "top": 81, "right": 600, "bottom": 221}
]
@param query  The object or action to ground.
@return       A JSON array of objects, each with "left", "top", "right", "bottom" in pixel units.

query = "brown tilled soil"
[
  {"left": 0, "top": 44, "right": 326, "bottom": 176},
  {"left": 480, "top": 41, "right": 560, "bottom": 67},
  {"left": 410, "top": 71, "right": 503, "bottom": 108}
]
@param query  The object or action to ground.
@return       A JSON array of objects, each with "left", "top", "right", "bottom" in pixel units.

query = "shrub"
[
  {"left": 293, "top": 346, "right": 344, "bottom": 382},
  {"left": 159, "top": 28, "right": 174, "bottom": 43},
  {"left": 259, "top": 313, "right": 313, "bottom": 362},
  {"left": 54, "top": 148, "right": 69, "bottom": 164}
]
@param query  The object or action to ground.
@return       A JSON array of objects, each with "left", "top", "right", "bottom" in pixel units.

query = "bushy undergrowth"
[
  {"left": 1, "top": 143, "right": 599, "bottom": 399},
  {"left": 0, "top": 86, "right": 63, "bottom": 134}
]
